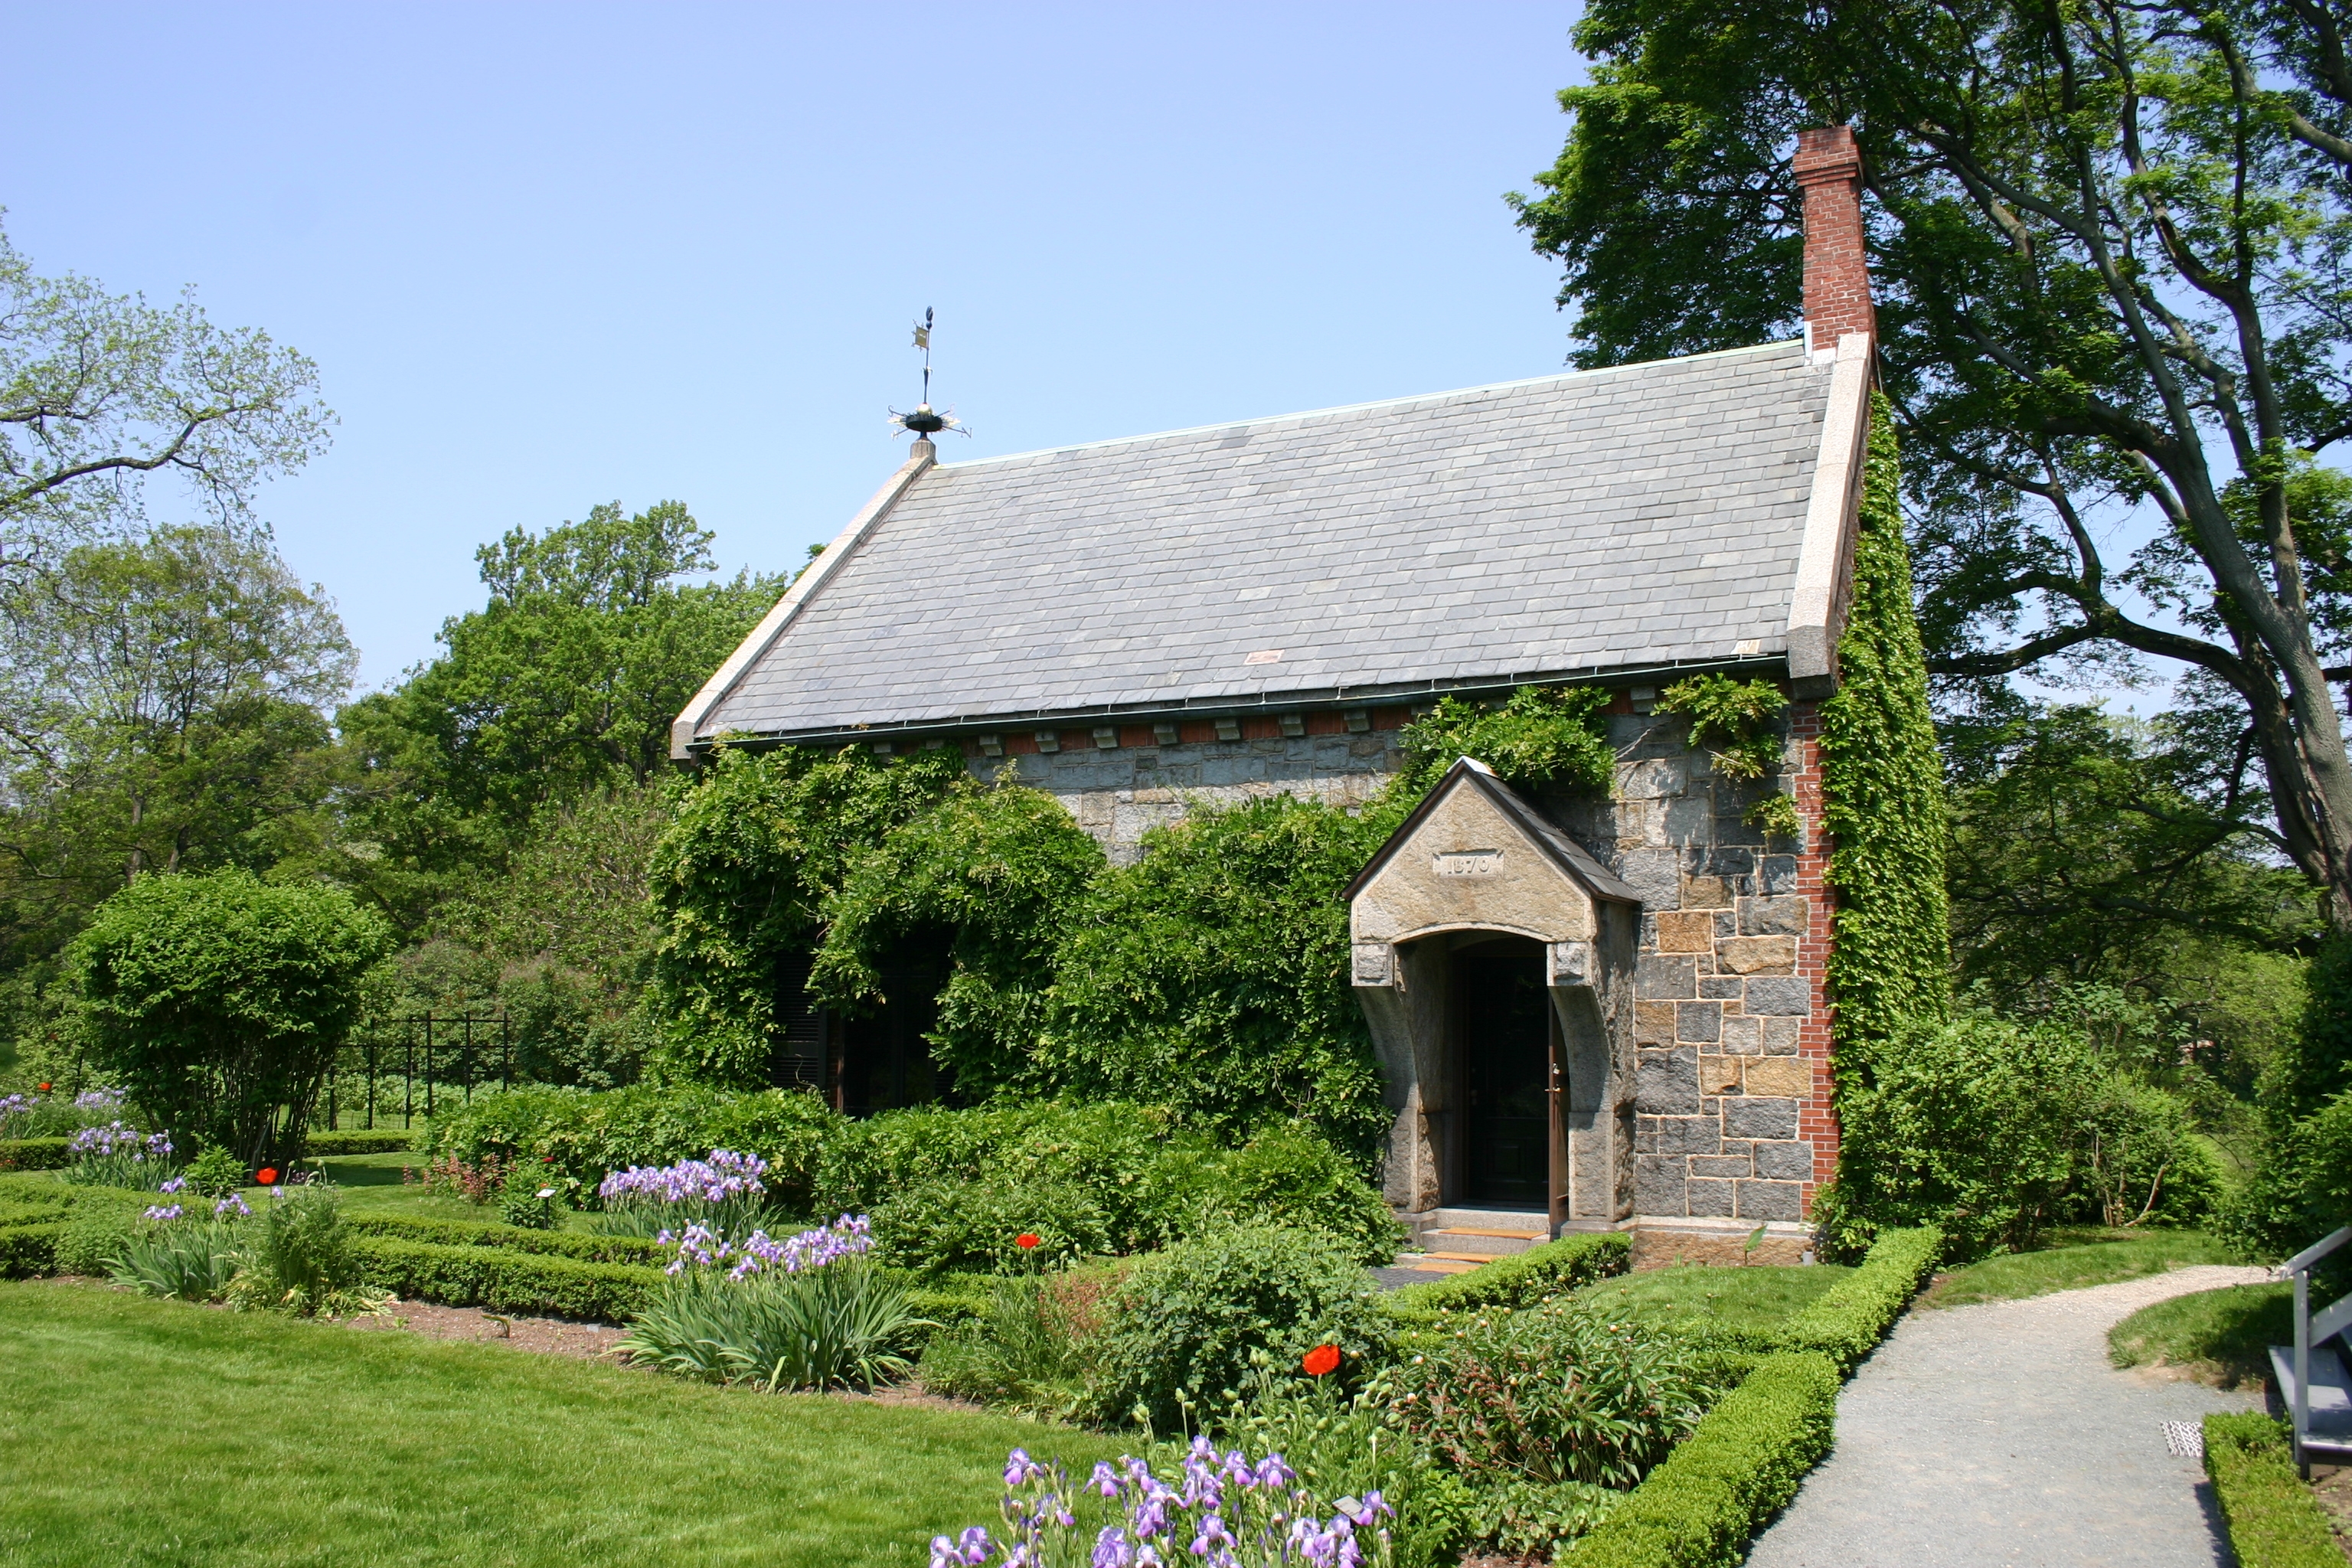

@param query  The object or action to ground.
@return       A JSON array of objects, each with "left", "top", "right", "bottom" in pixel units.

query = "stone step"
[
  {"left": 1388, "top": 1253, "right": 1481, "bottom": 1276},
  {"left": 1419, "top": 1228, "right": 1544, "bottom": 1257}
]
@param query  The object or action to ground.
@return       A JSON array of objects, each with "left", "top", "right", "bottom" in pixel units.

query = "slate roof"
[{"left": 689, "top": 338, "right": 1835, "bottom": 747}]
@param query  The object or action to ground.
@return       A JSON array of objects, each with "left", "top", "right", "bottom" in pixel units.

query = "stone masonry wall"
[
  {"left": 1548, "top": 702, "right": 1831, "bottom": 1223},
  {"left": 946, "top": 694, "right": 1838, "bottom": 1220},
  {"left": 964, "top": 708, "right": 1410, "bottom": 864}
]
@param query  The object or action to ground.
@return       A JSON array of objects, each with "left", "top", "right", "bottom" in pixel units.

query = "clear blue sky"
[{"left": 0, "top": 3, "right": 1589, "bottom": 690}]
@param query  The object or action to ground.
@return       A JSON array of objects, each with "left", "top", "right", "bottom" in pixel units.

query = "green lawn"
[
  {"left": 1921, "top": 1227, "right": 2239, "bottom": 1308},
  {"left": 0, "top": 1279, "right": 1117, "bottom": 1566},
  {"left": 1578, "top": 1262, "right": 1851, "bottom": 1340},
  {"left": 2109, "top": 1282, "right": 2292, "bottom": 1388},
  {"left": 295, "top": 1150, "right": 540, "bottom": 1226}
]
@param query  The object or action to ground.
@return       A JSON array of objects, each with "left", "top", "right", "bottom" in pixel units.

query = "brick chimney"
[{"left": 1792, "top": 126, "right": 1874, "bottom": 349}]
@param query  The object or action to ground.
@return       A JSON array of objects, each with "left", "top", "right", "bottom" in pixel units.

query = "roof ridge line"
[{"left": 931, "top": 338, "right": 1808, "bottom": 472}]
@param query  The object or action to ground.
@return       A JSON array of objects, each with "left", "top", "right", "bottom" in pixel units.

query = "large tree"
[
  {"left": 338, "top": 501, "right": 782, "bottom": 928},
  {"left": 0, "top": 525, "right": 352, "bottom": 972},
  {"left": 1, "top": 219, "right": 331, "bottom": 567},
  {"left": 1513, "top": 0, "right": 2352, "bottom": 924}
]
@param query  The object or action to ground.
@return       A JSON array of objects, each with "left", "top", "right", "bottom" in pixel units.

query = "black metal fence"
[{"left": 324, "top": 1014, "right": 513, "bottom": 1130}]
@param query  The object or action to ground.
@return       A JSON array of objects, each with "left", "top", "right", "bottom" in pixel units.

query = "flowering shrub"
[
  {"left": 1377, "top": 1303, "right": 1716, "bottom": 1493},
  {"left": 63, "top": 1121, "right": 177, "bottom": 1190},
  {"left": 655, "top": 1212, "right": 871, "bottom": 1278},
  {"left": 933, "top": 1441, "right": 1395, "bottom": 1568},
  {"left": 616, "top": 1250, "right": 928, "bottom": 1391},
  {"left": 595, "top": 1148, "right": 780, "bottom": 1241}
]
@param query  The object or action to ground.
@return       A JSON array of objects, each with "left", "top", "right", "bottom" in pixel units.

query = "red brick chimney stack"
[{"left": 1792, "top": 126, "right": 1875, "bottom": 348}]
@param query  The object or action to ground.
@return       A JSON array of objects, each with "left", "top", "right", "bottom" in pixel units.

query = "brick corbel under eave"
[
  {"left": 668, "top": 442, "right": 938, "bottom": 760},
  {"left": 1785, "top": 332, "right": 1873, "bottom": 697}
]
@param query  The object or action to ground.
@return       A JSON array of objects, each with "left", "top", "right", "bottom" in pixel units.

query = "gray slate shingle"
[{"left": 699, "top": 339, "right": 1830, "bottom": 741}]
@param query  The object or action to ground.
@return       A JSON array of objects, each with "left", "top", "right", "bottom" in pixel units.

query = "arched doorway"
[{"left": 1451, "top": 933, "right": 1553, "bottom": 1207}]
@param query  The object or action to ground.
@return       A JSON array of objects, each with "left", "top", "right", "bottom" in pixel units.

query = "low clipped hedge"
[
  {"left": 1383, "top": 1231, "right": 1630, "bottom": 1326},
  {"left": 341, "top": 1213, "right": 668, "bottom": 1266},
  {"left": 351, "top": 1236, "right": 666, "bottom": 1323},
  {"left": 1776, "top": 1225, "right": 1941, "bottom": 1370},
  {"left": 2203, "top": 1413, "right": 2345, "bottom": 1568},
  {"left": 0, "top": 1138, "right": 71, "bottom": 1171},
  {"left": 0, "top": 1222, "right": 61, "bottom": 1277},
  {"left": 1564, "top": 1351, "right": 1839, "bottom": 1566},
  {"left": 301, "top": 1130, "right": 416, "bottom": 1156}
]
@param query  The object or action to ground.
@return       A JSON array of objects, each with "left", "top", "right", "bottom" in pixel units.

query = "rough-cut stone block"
[
  {"left": 1690, "top": 1153, "right": 1753, "bottom": 1179},
  {"left": 1655, "top": 1115, "right": 1722, "bottom": 1155},
  {"left": 1620, "top": 757, "right": 1689, "bottom": 799},
  {"left": 1761, "top": 1017, "right": 1802, "bottom": 1055},
  {"left": 1637, "top": 954, "right": 1697, "bottom": 999},
  {"left": 1677, "top": 1001, "right": 1722, "bottom": 1043},
  {"left": 1686, "top": 1178, "right": 1736, "bottom": 1217},
  {"left": 1744, "top": 976, "right": 1811, "bottom": 1016},
  {"left": 1735, "top": 1180, "right": 1805, "bottom": 1220},
  {"left": 1655, "top": 911, "right": 1714, "bottom": 954},
  {"left": 1741, "top": 1057, "right": 1813, "bottom": 1099},
  {"left": 1636, "top": 1001, "right": 1678, "bottom": 1045},
  {"left": 1718, "top": 936, "right": 1798, "bottom": 973},
  {"left": 1720, "top": 1015, "right": 1762, "bottom": 1054},
  {"left": 1708, "top": 847, "right": 1757, "bottom": 880},
  {"left": 1739, "top": 896, "right": 1810, "bottom": 936},
  {"left": 1752, "top": 1139, "right": 1813, "bottom": 1181},
  {"left": 1761, "top": 855, "right": 1798, "bottom": 895},
  {"left": 1683, "top": 874, "right": 1731, "bottom": 909},
  {"left": 1723, "top": 1096, "right": 1799, "bottom": 1140},
  {"left": 1698, "top": 1055, "right": 1741, "bottom": 1095},
  {"left": 1638, "top": 1047, "right": 1700, "bottom": 1114},
  {"left": 1700, "top": 976, "right": 1744, "bottom": 1001},
  {"left": 1663, "top": 795, "right": 1713, "bottom": 841},
  {"left": 1636, "top": 1155, "right": 1687, "bottom": 1214},
  {"left": 1619, "top": 849, "right": 1682, "bottom": 909},
  {"left": 1632, "top": 1229, "right": 1809, "bottom": 1269}
]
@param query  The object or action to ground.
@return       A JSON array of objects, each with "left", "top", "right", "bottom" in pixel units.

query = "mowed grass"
[
  {"left": 2109, "top": 1282, "right": 2294, "bottom": 1389},
  {"left": 1921, "top": 1227, "right": 2240, "bottom": 1308},
  {"left": 1578, "top": 1263, "right": 1852, "bottom": 1335},
  {"left": 0, "top": 1279, "right": 1119, "bottom": 1567},
  {"left": 297, "top": 1150, "right": 526, "bottom": 1226}
]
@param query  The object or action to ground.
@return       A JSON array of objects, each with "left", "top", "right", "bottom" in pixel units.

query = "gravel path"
[{"left": 1746, "top": 1264, "right": 2272, "bottom": 1568}]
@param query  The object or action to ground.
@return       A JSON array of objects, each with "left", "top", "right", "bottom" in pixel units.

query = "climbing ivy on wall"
[
  {"left": 644, "top": 742, "right": 964, "bottom": 1086},
  {"left": 1818, "top": 398, "right": 1952, "bottom": 1067},
  {"left": 1656, "top": 672, "right": 1802, "bottom": 841},
  {"left": 1397, "top": 684, "right": 1615, "bottom": 795}
]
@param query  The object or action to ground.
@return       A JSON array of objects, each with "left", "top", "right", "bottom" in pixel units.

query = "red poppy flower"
[
  {"left": 1302, "top": 1344, "right": 1341, "bottom": 1377},
  {"left": 256, "top": 1167, "right": 279, "bottom": 1185},
  {"left": 1014, "top": 1233, "right": 1041, "bottom": 1250},
  {"left": 36, "top": 1083, "right": 50, "bottom": 1093}
]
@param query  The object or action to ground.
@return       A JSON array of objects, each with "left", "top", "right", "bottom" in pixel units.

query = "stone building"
[{"left": 675, "top": 126, "right": 1887, "bottom": 1259}]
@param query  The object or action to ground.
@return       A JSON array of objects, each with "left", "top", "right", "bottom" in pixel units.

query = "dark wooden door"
[{"left": 1456, "top": 949, "right": 1551, "bottom": 1207}]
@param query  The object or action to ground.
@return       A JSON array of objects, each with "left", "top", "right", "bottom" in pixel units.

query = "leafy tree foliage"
[
  {"left": 338, "top": 500, "right": 780, "bottom": 928},
  {"left": 1, "top": 220, "right": 332, "bottom": 563},
  {"left": 67, "top": 868, "right": 391, "bottom": 1164},
  {"left": 1513, "top": 0, "right": 2352, "bottom": 925},
  {"left": 0, "top": 524, "right": 352, "bottom": 986}
]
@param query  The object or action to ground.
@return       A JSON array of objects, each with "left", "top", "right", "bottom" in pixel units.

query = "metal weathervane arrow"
[{"left": 890, "top": 306, "right": 966, "bottom": 439}]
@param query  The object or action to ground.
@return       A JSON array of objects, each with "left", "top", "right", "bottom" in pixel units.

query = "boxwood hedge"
[{"left": 1381, "top": 1231, "right": 1631, "bottom": 1327}]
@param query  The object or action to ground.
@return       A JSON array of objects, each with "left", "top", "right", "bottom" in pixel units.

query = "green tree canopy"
[
  {"left": 0, "top": 525, "right": 352, "bottom": 977},
  {"left": 338, "top": 500, "right": 781, "bottom": 929},
  {"left": 69, "top": 868, "right": 392, "bottom": 1165},
  {"left": 0, "top": 218, "right": 331, "bottom": 563},
  {"left": 1512, "top": 0, "right": 2352, "bottom": 925}
]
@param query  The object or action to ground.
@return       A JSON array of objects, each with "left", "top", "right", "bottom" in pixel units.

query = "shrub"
[
  {"left": 495, "top": 1162, "right": 561, "bottom": 1230},
  {"left": 423, "top": 1083, "right": 837, "bottom": 1214},
  {"left": 2226, "top": 1087, "right": 2352, "bottom": 1268},
  {"left": 1087, "top": 1224, "right": 1387, "bottom": 1432},
  {"left": 54, "top": 1210, "right": 139, "bottom": 1276},
  {"left": 0, "top": 1221, "right": 62, "bottom": 1276},
  {"left": 106, "top": 1217, "right": 245, "bottom": 1301},
  {"left": 302, "top": 1130, "right": 414, "bottom": 1155},
  {"left": 1776, "top": 1226, "right": 1941, "bottom": 1373},
  {"left": 1562, "top": 1351, "right": 1840, "bottom": 1568},
  {"left": 818, "top": 1102, "right": 1401, "bottom": 1272},
  {"left": 2201, "top": 1413, "right": 2345, "bottom": 1568},
  {"left": 183, "top": 1142, "right": 247, "bottom": 1198},
  {"left": 351, "top": 1236, "right": 663, "bottom": 1321},
  {"left": 69, "top": 869, "right": 393, "bottom": 1168},
  {"left": 616, "top": 1258, "right": 930, "bottom": 1391},
  {"left": 0, "top": 1138, "right": 71, "bottom": 1171},
  {"left": 1380, "top": 1304, "right": 1718, "bottom": 1494},
  {"left": 918, "top": 1265, "right": 1129, "bottom": 1417},
  {"left": 1382, "top": 1231, "right": 1629, "bottom": 1325},
  {"left": 227, "top": 1187, "right": 385, "bottom": 1317},
  {"left": 339, "top": 1211, "right": 670, "bottom": 1266}
]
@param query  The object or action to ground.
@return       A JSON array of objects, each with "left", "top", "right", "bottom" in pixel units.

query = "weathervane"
[{"left": 889, "top": 307, "right": 967, "bottom": 439}]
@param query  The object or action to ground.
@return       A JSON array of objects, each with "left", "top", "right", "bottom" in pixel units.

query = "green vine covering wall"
[
  {"left": 1818, "top": 399, "right": 1952, "bottom": 1070},
  {"left": 1396, "top": 684, "right": 1615, "bottom": 796}
]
